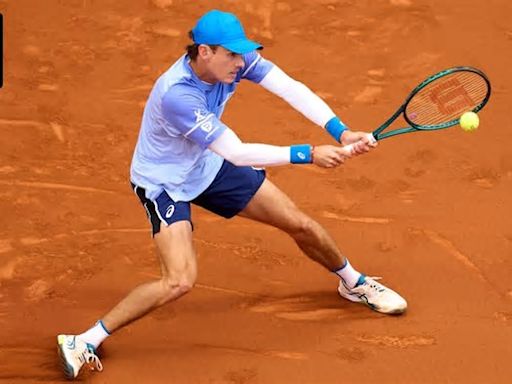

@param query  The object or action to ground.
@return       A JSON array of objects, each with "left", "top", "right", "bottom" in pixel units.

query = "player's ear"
[{"left": 198, "top": 44, "right": 214, "bottom": 61}]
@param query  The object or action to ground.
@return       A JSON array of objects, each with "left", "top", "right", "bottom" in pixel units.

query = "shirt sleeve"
[
  {"left": 161, "top": 84, "right": 228, "bottom": 149},
  {"left": 259, "top": 65, "right": 337, "bottom": 128},
  {"left": 209, "top": 128, "right": 290, "bottom": 167},
  {"left": 240, "top": 51, "right": 275, "bottom": 83}
]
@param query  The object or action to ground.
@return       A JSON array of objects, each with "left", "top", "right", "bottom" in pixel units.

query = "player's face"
[{"left": 203, "top": 46, "right": 244, "bottom": 84}]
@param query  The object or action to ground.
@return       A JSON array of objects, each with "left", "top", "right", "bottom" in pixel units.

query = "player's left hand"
[{"left": 340, "top": 130, "right": 377, "bottom": 154}]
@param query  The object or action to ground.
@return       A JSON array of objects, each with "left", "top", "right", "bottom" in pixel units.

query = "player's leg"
[
  {"left": 239, "top": 178, "right": 345, "bottom": 272},
  {"left": 192, "top": 161, "right": 357, "bottom": 289},
  {"left": 191, "top": 160, "right": 405, "bottom": 315},
  {"left": 100, "top": 220, "right": 196, "bottom": 332},
  {"left": 239, "top": 178, "right": 407, "bottom": 315},
  {"left": 57, "top": 187, "right": 196, "bottom": 379}
]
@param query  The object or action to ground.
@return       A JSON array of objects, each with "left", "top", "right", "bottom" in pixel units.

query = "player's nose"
[{"left": 235, "top": 55, "right": 244, "bottom": 68}]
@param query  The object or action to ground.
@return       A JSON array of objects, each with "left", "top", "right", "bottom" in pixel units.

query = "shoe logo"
[
  {"left": 165, "top": 205, "right": 175, "bottom": 219},
  {"left": 66, "top": 336, "right": 76, "bottom": 350}
]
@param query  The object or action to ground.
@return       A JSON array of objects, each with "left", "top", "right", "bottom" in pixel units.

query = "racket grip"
[{"left": 342, "top": 133, "right": 376, "bottom": 155}]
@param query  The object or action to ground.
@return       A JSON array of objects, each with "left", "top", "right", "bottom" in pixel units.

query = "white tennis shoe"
[
  {"left": 338, "top": 276, "right": 407, "bottom": 314},
  {"left": 57, "top": 334, "right": 103, "bottom": 379}
]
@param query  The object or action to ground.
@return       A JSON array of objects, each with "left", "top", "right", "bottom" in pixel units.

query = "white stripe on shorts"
[{"left": 152, "top": 199, "right": 168, "bottom": 226}]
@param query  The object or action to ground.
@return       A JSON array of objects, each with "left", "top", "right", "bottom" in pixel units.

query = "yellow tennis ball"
[{"left": 460, "top": 111, "right": 479, "bottom": 132}]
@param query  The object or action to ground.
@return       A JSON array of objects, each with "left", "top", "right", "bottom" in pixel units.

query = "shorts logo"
[{"left": 165, "top": 205, "right": 175, "bottom": 219}]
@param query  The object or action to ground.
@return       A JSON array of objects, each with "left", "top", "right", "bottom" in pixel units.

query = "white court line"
[{"left": 0, "top": 180, "right": 117, "bottom": 194}]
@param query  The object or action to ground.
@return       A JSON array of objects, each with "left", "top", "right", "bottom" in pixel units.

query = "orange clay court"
[{"left": 1, "top": 0, "right": 512, "bottom": 383}]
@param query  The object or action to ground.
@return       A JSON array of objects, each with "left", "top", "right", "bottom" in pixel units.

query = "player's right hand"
[{"left": 312, "top": 145, "right": 352, "bottom": 168}]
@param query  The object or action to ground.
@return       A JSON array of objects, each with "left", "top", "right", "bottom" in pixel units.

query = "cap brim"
[{"left": 221, "top": 39, "right": 262, "bottom": 55}]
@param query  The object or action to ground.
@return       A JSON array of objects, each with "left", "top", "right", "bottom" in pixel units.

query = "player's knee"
[
  {"left": 160, "top": 278, "right": 194, "bottom": 301},
  {"left": 289, "top": 215, "right": 317, "bottom": 239},
  {"left": 159, "top": 271, "right": 196, "bottom": 304}
]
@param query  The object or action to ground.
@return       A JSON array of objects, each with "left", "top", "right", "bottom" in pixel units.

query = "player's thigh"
[
  {"left": 238, "top": 178, "right": 308, "bottom": 232},
  {"left": 153, "top": 221, "right": 197, "bottom": 281},
  {"left": 131, "top": 184, "right": 196, "bottom": 280}
]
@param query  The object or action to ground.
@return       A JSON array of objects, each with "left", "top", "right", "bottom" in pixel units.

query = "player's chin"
[{"left": 221, "top": 74, "right": 237, "bottom": 84}]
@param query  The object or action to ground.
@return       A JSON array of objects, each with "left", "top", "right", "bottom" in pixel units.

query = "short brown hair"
[{"left": 186, "top": 30, "right": 218, "bottom": 60}]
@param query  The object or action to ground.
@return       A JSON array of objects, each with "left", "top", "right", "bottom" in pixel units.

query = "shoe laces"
[
  {"left": 354, "top": 276, "right": 386, "bottom": 294},
  {"left": 83, "top": 348, "right": 103, "bottom": 372}
]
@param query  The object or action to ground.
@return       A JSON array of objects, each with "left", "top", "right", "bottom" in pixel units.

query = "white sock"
[
  {"left": 334, "top": 259, "right": 362, "bottom": 288},
  {"left": 78, "top": 320, "right": 110, "bottom": 349}
]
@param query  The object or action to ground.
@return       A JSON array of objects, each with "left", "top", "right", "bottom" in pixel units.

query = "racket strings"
[{"left": 405, "top": 71, "right": 488, "bottom": 126}]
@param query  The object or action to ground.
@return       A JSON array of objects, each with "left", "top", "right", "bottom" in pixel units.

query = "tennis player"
[{"left": 57, "top": 10, "right": 407, "bottom": 379}]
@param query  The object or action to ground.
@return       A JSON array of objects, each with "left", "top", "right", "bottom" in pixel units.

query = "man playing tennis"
[{"left": 57, "top": 10, "right": 407, "bottom": 379}]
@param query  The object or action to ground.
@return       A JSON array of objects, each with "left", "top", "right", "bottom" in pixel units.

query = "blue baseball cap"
[{"left": 191, "top": 10, "right": 262, "bottom": 55}]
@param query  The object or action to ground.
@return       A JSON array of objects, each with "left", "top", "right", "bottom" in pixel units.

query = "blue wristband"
[
  {"left": 325, "top": 116, "right": 348, "bottom": 143},
  {"left": 290, "top": 144, "right": 312, "bottom": 164}
]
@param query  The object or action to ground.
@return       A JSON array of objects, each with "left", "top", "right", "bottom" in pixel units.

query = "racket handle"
[
  {"left": 366, "top": 132, "right": 377, "bottom": 144},
  {"left": 342, "top": 133, "right": 377, "bottom": 155}
]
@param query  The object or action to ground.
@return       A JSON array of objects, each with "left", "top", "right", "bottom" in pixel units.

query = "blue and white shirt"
[{"left": 130, "top": 51, "right": 274, "bottom": 201}]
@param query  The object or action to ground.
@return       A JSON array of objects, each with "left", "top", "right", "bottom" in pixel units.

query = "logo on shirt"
[
  {"left": 200, "top": 120, "right": 213, "bottom": 133},
  {"left": 194, "top": 109, "right": 208, "bottom": 123},
  {"left": 193, "top": 109, "right": 214, "bottom": 133},
  {"left": 165, "top": 204, "right": 175, "bottom": 219}
]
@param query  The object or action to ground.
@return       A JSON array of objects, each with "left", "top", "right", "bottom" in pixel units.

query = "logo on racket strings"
[{"left": 429, "top": 78, "right": 474, "bottom": 115}]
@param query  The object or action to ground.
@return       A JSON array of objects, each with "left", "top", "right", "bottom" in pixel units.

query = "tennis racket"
[{"left": 344, "top": 66, "right": 491, "bottom": 151}]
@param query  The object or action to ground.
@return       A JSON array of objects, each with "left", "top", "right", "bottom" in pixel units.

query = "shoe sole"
[{"left": 57, "top": 335, "right": 77, "bottom": 380}]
